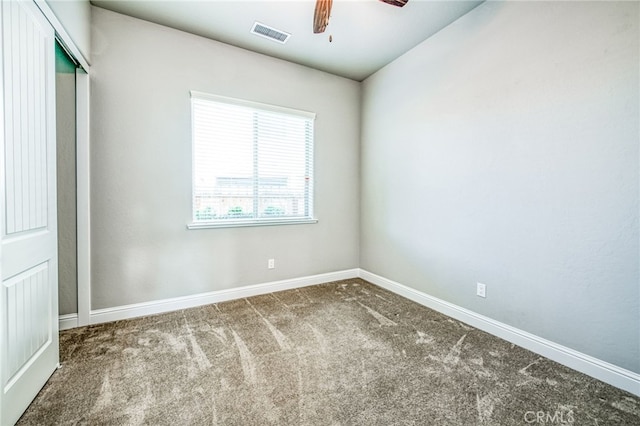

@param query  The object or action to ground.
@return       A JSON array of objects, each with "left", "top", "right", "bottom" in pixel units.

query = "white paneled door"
[{"left": 0, "top": 1, "right": 59, "bottom": 424}]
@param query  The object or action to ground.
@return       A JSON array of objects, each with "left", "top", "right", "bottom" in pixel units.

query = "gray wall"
[
  {"left": 90, "top": 7, "right": 360, "bottom": 309},
  {"left": 361, "top": 1, "right": 639, "bottom": 373}
]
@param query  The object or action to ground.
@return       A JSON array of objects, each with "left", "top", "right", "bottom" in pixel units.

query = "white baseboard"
[
  {"left": 89, "top": 269, "right": 360, "bottom": 325},
  {"left": 359, "top": 269, "right": 640, "bottom": 397},
  {"left": 58, "top": 313, "right": 78, "bottom": 331}
]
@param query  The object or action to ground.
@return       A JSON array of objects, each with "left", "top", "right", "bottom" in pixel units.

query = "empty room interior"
[{"left": 1, "top": 0, "right": 639, "bottom": 424}]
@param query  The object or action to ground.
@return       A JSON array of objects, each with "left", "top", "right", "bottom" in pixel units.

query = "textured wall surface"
[
  {"left": 90, "top": 7, "right": 360, "bottom": 309},
  {"left": 361, "top": 1, "right": 639, "bottom": 373}
]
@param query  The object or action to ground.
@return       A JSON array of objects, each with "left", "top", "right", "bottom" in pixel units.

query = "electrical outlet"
[
  {"left": 477, "top": 282, "right": 486, "bottom": 298},
  {"left": 268, "top": 258, "right": 275, "bottom": 269}
]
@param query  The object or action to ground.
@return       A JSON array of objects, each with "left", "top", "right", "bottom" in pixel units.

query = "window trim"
[
  {"left": 187, "top": 91, "right": 317, "bottom": 230},
  {"left": 187, "top": 217, "right": 318, "bottom": 230}
]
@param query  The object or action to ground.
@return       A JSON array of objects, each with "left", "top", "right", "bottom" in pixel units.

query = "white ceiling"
[{"left": 91, "top": 0, "right": 483, "bottom": 81}]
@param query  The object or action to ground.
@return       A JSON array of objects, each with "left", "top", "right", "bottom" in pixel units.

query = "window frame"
[{"left": 187, "top": 91, "right": 317, "bottom": 229}]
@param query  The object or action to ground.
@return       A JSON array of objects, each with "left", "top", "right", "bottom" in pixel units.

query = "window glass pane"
[
  {"left": 256, "top": 111, "right": 308, "bottom": 218},
  {"left": 191, "top": 93, "right": 314, "bottom": 225}
]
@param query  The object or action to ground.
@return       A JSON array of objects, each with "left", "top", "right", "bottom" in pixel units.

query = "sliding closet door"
[{"left": 0, "top": 1, "right": 59, "bottom": 424}]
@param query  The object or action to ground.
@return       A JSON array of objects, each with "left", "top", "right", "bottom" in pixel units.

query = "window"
[{"left": 188, "top": 91, "right": 316, "bottom": 229}]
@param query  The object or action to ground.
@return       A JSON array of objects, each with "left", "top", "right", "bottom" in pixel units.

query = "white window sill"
[{"left": 187, "top": 218, "right": 318, "bottom": 230}]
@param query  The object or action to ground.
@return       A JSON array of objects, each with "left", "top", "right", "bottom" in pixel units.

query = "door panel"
[
  {"left": 1, "top": 1, "right": 59, "bottom": 424},
  {"left": 4, "top": 1, "right": 48, "bottom": 235},
  {"left": 4, "top": 262, "right": 51, "bottom": 382}
]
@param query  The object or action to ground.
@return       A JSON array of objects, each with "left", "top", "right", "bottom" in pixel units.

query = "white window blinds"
[{"left": 190, "top": 91, "right": 316, "bottom": 228}]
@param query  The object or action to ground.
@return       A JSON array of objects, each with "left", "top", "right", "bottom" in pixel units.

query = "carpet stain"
[
  {"left": 211, "top": 326, "right": 228, "bottom": 344},
  {"left": 247, "top": 299, "right": 292, "bottom": 351},
  {"left": 125, "top": 382, "right": 154, "bottom": 426},
  {"left": 443, "top": 333, "right": 467, "bottom": 367},
  {"left": 185, "top": 326, "right": 212, "bottom": 371},
  {"left": 209, "top": 389, "right": 219, "bottom": 425},
  {"left": 415, "top": 330, "right": 435, "bottom": 344},
  {"left": 612, "top": 397, "right": 640, "bottom": 416},
  {"left": 307, "top": 323, "right": 329, "bottom": 354},
  {"left": 357, "top": 302, "right": 398, "bottom": 326},
  {"left": 231, "top": 329, "right": 257, "bottom": 385},
  {"left": 91, "top": 372, "right": 113, "bottom": 415},
  {"left": 470, "top": 357, "right": 484, "bottom": 366},
  {"left": 519, "top": 357, "right": 542, "bottom": 375},
  {"left": 153, "top": 330, "right": 186, "bottom": 354},
  {"left": 295, "top": 351, "right": 307, "bottom": 424},
  {"left": 374, "top": 293, "right": 391, "bottom": 303},
  {"left": 476, "top": 393, "right": 496, "bottom": 423}
]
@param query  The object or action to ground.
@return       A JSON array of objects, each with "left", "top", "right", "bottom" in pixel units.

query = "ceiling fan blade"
[
  {"left": 313, "top": 0, "right": 333, "bottom": 34},
  {"left": 379, "top": 0, "right": 408, "bottom": 7}
]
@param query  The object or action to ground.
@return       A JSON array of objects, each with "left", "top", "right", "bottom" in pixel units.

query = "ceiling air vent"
[{"left": 251, "top": 22, "right": 290, "bottom": 44}]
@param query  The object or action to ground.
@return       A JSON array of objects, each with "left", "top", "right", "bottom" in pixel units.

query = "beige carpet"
[{"left": 18, "top": 279, "right": 640, "bottom": 425}]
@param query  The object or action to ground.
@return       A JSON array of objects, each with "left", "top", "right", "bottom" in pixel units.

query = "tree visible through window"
[{"left": 190, "top": 91, "right": 315, "bottom": 227}]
